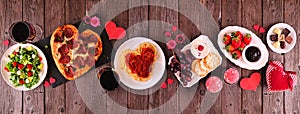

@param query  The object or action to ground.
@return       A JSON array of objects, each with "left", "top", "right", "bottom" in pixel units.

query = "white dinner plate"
[
  {"left": 217, "top": 26, "right": 269, "bottom": 70},
  {"left": 266, "top": 23, "right": 297, "bottom": 53},
  {"left": 0, "top": 43, "right": 48, "bottom": 91},
  {"left": 114, "top": 37, "right": 166, "bottom": 90}
]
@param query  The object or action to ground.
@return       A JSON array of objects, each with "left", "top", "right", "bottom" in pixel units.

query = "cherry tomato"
[
  {"left": 13, "top": 51, "right": 18, "bottom": 55},
  {"left": 27, "top": 71, "right": 33, "bottom": 77},
  {"left": 12, "top": 62, "right": 18, "bottom": 67},
  {"left": 4, "top": 67, "right": 9, "bottom": 72},
  {"left": 27, "top": 64, "right": 33, "bottom": 70},
  {"left": 39, "top": 57, "right": 42, "bottom": 61},
  {"left": 18, "top": 64, "right": 24, "bottom": 69},
  {"left": 19, "top": 79, "right": 25, "bottom": 85}
]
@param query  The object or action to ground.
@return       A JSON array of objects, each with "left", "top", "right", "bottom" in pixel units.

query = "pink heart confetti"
[
  {"left": 44, "top": 81, "right": 50, "bottom": 87},
  {"left": 167, "top": 78, "right": 174, "bottom": 84},
  {"left": 3, "top": 39, "right": 9, "bottom": 46},
  {"left": 172, "top": 26, "right": 178, "bottom": 32},
  {"left": 160, "top": 82, "right": 167, "bottom": 89},
  {"left": 49, "top": 77, "right": 56, "bottom": 84},
  {"left": 253, "top": 24, "right": 260, "bottom": 31},
  {"left": 259, "top": 27, "right": 265, "bottom": 33}
]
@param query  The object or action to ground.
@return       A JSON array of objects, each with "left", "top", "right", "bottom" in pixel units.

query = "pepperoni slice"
[
  {"left": 88, "top": 34, "right": 98, "bottom": 42},
  {"left": 88, "top": 47, "right": 99, "bottom": 56},
  {"left": 63, "top": 28, "right": 74, "bottom": 38},
  {"left": 67, "top": 39, "right": 79, "bottom": 49},
  {"left": 74, "top": 56, "right": 85, "bottom": 68},
  {"left": 76, "top": 44, "right": 87, "bottom": 54},
  {"left": 65, "top": 66, "right": 75, "bottom": 78},
  {"left": 58, "top": 44, "right": 69, "bottom": 55},
  {"left": 54, "top": 33, "right": 64, "bottom": 43},
  {"left": 85, "top": 56, "right": 95, "bottom": 66},
  {"left": 206, "top": 76, "right": 223, "bottom": 93},
  {"left": 59, "top": 55, "right": 70, "bottom": 64}
]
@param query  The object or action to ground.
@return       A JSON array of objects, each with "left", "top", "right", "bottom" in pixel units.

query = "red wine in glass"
[
  {"left": 98, "top": 68, "right": 120, "bottom": 91},
  {"left": 9, "top": 21, "right": 43, "bottom": 43}
]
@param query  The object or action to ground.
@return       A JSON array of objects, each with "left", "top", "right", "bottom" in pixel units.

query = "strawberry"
[
  {"left": 238, "top": 42, "right": 246, "bottom": 51},
  {"left": 223, "top": 34, "right": 231, "bottom": 45},
  {"left": 243, "top": 33, "right": 252, "bottom": 45},
  {"left": 18, "top": 64, "right": 24, "bottom": 69},
  {"left": 231, "top": 37, "right": 241, "bottom": 49},
  {"left": 231, "top": 50, "right": 242, "bottom": 60},
  {"left": 12, "top": 62, "right": 18, "bottom": 67},
  {"left": 225, "top": 44, "right": 236, "bottom": 52},
  {"left": 27, "top": 64, "right": 33, "bottom": 70},
  {"left": 232, "top": 31, "right": 243, "bottom": 40}
]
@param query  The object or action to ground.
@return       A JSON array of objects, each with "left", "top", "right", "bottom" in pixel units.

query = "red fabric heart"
[
  {"left": 3, "top": 39, "right": 9, "bottom": 46},
  {"left": 259, "top": 27, "right": 265, "bottom": 33},
  {"left": 167, "top": 78, "right": 174, "bottom": 84},
  {"left": 49, "top": 77, "right": 56, "bottom": 84},
  {"left": 266, "top": 61, "right": 297, "bottom": 92},
  {"left": 105, "top": 21, "right": 126, "bottom": 40},
  {"left": 240, "top": 72, "right": 261, "bottom": 91},
  {"left": 44, "top": 81, "right": 50, "bottom": 87},
  {"left": 253, "top": 24, "right": 260, "bottom": 31},
  {"left": 160, "top": 82, "right": 167, "bottom": 89}
]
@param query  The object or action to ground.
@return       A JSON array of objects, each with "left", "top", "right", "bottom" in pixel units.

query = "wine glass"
[{"left": 8, "top": 21, "right": 43, "bottom": 43}]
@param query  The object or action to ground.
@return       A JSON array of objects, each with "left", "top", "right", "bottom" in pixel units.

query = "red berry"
[
  {"left": 18, "top": 64, "right": 24, "bottom": 69},
  {"left": 12, "top": 62, "right": 18, "bottom": 67},
  {"left": 19, "top": 79, "right": 25, "bottom": 85},
  {"left": 27, "top": 71, "right": 33, "bottom": 77},
  {"left": 198, "top": 45, "right": 204, "bottom": 51},
  {"left": 27, "top": 64, "right": 33, "bottom": 70}
]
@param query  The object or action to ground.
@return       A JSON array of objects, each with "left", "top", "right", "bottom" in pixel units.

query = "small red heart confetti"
[
  {"left": 105, "top": 21, "right": 126, "bottom": 40},
  {"left": 167, "top": 78, "right": 174, "bottom": 84},
  {"left": 253, "top": 24, "right": 260, "bottom": 31},
  {"left": 259, "top": 27, "right": 265, "bottom": 33},
  {"left": 49, "top": 77, "right": 56, "bottom": 84},
  {"left": 3, "top": 39, "right": 10, "bottom": 46},
  {"left": 172, "top": 26, "right": 178, "bottom": 32},
  {"left": 44, "top": 81, "right": 50, "bottom": 87},
  {"left": 160, "top": 82, "right": 167, "bottom": 89}
]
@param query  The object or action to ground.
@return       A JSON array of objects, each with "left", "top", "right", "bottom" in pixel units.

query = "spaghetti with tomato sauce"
[{"left": 125, "top": 47, "right": 155, "bottom": 78}]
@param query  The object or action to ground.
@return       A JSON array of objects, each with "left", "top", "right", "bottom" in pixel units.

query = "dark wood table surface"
[{"left": 0, "top": 0, "right": 299, "bottom": 114}]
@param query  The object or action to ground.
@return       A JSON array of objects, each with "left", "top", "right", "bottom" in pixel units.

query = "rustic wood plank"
[
  {"left": 65, "top": 0, "right": 92, "bottom": 114},
  {"left": 44, "top": 0, "right": 66, "bottom": 113},
  {"left": 200, "top": 0, "right": 222, "bottom": 114},
  {"left": 240, "top": 0, "right": 263, "bottom": 114},
  {"left": 148, "top": 0, "right": 179, "bottom": 114},
  {"left": 0, "top": 0, "right": 23, "bottom": 114},
  {"left": 22, "top": 0, "right": 45, "bottom": 113},
  {"left": 284, "top": 0, "right": 300, "bottom": 113},
  {"left": 220, "top": 0, "right": 242, "bottom": 114},
  {"left": 262, "top": 0, "right": 284, "bottom": 113}
]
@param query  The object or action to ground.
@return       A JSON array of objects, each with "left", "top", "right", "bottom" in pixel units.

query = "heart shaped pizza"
[
  {"left": 50, "top": 25, "right": 102, "bottom": 80},
  {"left": 120, "top": 42, "right": 158, "bottom": 82}
]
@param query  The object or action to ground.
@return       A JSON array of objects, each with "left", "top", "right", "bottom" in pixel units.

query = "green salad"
[{"left": 4, "top": 46, "right": 43, "bottom": 89}]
